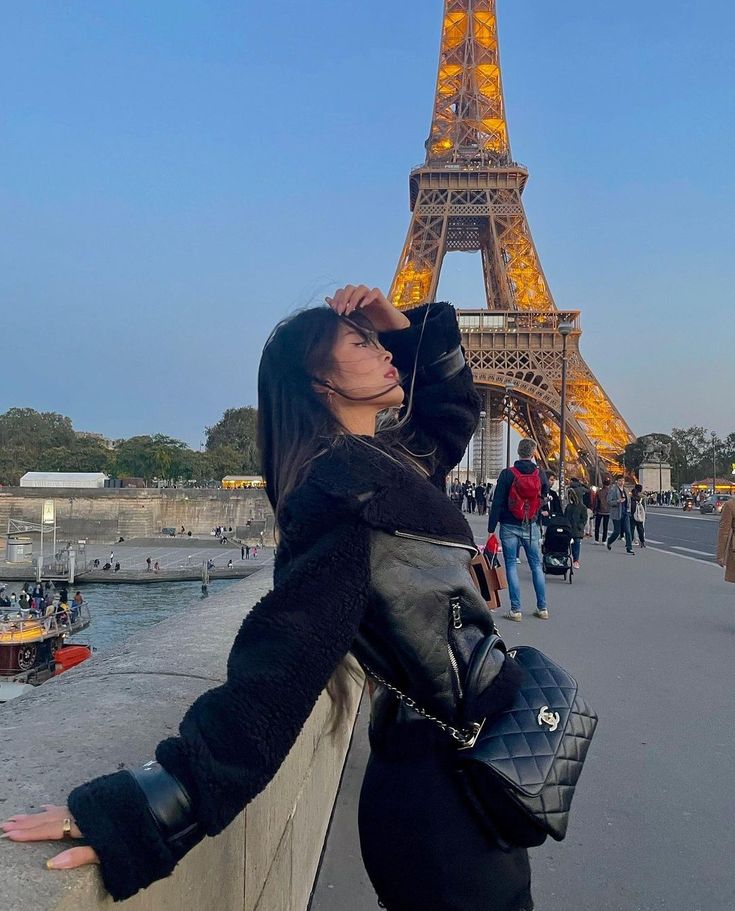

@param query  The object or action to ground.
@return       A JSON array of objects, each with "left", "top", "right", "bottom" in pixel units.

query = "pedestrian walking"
[
  {"left": 594, "top": 478, "right": 611, "bottom": 544},
  {"left": 241, "top": 545, "right": 245, "bottom": 560},
  {"left": 487, "top": 438, "right": 549, "bottom": 621},
  {"left": 466, "top": 481, "right": 476, "bottom": 513},
  {"left": 606, "top": 475, "right": 634, "bottom": 555},
  {"left": 716, "top": 496, "right": 735, "bottom": 583},
  {"left": 146, "top": 556, "right": 152, "bottom": 571},
  {"left": 449, "top": 476, "right": 463, "bottom": 510},
  {"left": 544, "top": 472, "right": 563, "bottom": 516},
  {"left": 630, "top": 484, "right": 646, "bottom": 547},
  {"left": 245, "top": 544, "right": 250, "bottom": 560},
  {"left": 582, "top": 486, "right": 596, "bottom": 537},
  {"left": 475, "top": 482, "right": 486, "bottom": 516},
  {"left": 564, "top": 488, "right": 588, "bottom": 570},
  {"left": 3, "top": 288, "right": 535, "bottom": 911}
]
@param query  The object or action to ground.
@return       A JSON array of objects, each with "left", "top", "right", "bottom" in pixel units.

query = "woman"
[
  {"left": 565, "top": 488, "right": 588, "bottom": 570},
  {"left": 630, "top": 483, "right": 646, "bottom": 547},
  {"left": 716, "top": 496, "right": 735, "bottom": 583},
  {"left": 1, "top": 287, "right": 532, "bottom": 910}
]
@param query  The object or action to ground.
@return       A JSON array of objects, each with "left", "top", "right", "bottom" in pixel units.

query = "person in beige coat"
[{"left": 716, "top": 498, "right": 735, "bottom": 583}]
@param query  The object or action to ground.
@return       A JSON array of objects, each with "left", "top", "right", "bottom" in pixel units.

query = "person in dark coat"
[
  {"left": 594, "top": 477, "right": 612, "bottom": 544},
  {"left": 564, "top": 488, "right": 588, "bottom": 569},
  {"left": 475, "top": 482, "right": 487, "bottom": 515},
  {"left": 3, "top": 288, "right": 534, "bottom": 911}
]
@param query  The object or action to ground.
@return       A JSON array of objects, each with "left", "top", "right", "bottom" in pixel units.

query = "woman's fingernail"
[
  {"left": 0, "top": 832, "right": 14, "bottom": 839},
  {"left": 46, "top": 860, "right": 56, "bottom": 869}
]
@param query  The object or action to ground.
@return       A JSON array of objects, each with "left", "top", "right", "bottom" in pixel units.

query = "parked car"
[{"left": 700, "top": 494, "right": 732, "bottom": 514}]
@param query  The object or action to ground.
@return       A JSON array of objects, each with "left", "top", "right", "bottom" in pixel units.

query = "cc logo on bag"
[{"left": 537, "top": 706, "right": 560, "bottom": 732}]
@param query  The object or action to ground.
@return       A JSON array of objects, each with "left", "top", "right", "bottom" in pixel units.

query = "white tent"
[{"left": 19, "top": 472, "right": 108, "bottom": 489}]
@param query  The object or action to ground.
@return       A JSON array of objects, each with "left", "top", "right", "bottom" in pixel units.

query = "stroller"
[{"left": 542, "top": 517, "right": 574, "bottom": 584}]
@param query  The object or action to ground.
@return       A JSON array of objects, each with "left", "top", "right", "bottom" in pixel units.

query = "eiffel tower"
[{"left": 390, "top": 0, "right": 634, "bottom": 482}]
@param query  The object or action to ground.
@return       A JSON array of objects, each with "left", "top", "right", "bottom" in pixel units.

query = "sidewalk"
[{"left": 311, "top": 513, "right": 734, "bottom": 911}]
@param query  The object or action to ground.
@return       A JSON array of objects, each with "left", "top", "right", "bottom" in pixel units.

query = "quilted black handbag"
[{"left": 363, "top": 637, "right": 598, "bottom": 849}]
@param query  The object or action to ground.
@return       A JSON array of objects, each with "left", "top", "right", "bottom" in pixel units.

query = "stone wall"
[
  {"left": 0, "top": 568, "right": 364, "bottom": 911},
  {"left": 0, "top": 487, "right": 275, "bottom": 544}
]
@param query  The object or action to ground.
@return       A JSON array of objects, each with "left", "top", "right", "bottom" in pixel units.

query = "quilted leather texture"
[{"left": 458, "top": 646, "right": 598, "bottom": 842}]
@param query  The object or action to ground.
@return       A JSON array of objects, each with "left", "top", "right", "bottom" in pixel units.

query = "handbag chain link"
[{"left": 361, "top": 662, "right": 481, "bottom": 747}]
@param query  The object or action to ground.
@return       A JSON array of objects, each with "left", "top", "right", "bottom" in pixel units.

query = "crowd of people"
[
  {"left": 448, "top": 478, "right": 492, "bottom": 515},
  {"left": 449, "top": 438, "right": 656, "bottom": 622},
  {"left": 0, "top": 582, "right": 85, "bottom": 629}
]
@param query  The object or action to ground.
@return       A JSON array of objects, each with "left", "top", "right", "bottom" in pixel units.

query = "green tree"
[
  {"left": 205, "top": 407, "right": 259, "bottom": 472},
  {"left": 670, "top": 427, "right": 710, "bottom": 484},
  {"left": 0, "top": 408, "right": 75, "bottom": 451},
  {"left": 0, "top": 408, "right": 77, "bottom": 484},
  {"left": 721, "top": 433, "right": 735, "bottom": 479},
  {"left": 113, "top": 435, "right": 194, "bottom": 484},
  {"left": 38, "top": 438, "right": 112, "bottom": 473}
]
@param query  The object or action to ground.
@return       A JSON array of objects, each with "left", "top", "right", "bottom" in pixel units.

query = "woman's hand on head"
[
  {"left": 326, "top": 285, "right": 410, "bottom": 332},
  {"left": 1, "top": 804, "right": 99, "bottom": 869}
]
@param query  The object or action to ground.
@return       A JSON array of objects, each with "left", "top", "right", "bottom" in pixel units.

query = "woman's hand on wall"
[{"left": 1, "top": 804, "right": 99, "bottom": 869}]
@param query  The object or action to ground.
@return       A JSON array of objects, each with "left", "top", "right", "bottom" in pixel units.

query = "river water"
[{"left": 67, "top": 579, "right": 239, "bottom": 652}]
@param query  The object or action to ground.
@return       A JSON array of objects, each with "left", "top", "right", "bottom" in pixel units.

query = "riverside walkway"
[
  {"left": 311, "top": 509, "right": 735, "bottom": 911},
  {"left": 0, "top": 535, "right": 272, "bottom": 583}
]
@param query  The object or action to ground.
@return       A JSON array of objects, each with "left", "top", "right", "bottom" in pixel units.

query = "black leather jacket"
[{"left": 355, "top": 529, "right": 494, "bottom": 741}]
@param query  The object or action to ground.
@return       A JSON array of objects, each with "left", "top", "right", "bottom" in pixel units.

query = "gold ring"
[{"left": 62, "top": 818, "right": 73, "bottom": 840}]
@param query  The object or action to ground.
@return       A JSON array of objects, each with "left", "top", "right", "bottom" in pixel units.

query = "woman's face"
[{"left": 324, "top": 322, "right": 405, "bottom": 410}]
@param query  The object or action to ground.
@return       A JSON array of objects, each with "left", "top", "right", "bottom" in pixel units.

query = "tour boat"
[{"left": 0, "top": 604, "right": 92, "bottom": 702}]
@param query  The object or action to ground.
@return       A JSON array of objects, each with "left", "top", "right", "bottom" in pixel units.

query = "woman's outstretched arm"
[{"left": 52, "top": 516, "right": 370, "bottom": 901}]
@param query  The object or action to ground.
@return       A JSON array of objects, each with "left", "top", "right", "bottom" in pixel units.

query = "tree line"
[
  {"left": 620, "top": 427, "right": 735, "bottom": 487},
  {"left": 0, "top": 407, "right": 260, "bottom": 487},
  {"left": 1, "top": 407, "right": 732, "bottom": 489}
]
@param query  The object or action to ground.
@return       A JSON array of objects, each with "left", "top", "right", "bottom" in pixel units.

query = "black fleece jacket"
[{"left": 67, "top": 301, "right": 482, "bottom": 902}]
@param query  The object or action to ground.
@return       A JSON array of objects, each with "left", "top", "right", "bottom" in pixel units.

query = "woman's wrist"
[{"left": 129, "top": 761, "right": 200, "bottom": 851}]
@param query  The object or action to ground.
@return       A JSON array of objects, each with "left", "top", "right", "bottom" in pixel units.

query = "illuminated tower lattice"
[{"left": 390, "top": 0, "right": 634, "bottom": 478}]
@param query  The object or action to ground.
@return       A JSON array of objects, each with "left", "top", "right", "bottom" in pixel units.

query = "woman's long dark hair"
[
  {"left": 257, "top": 304, "right": 433, "bottom": 533},
  {"left": 257, "top": 303, "right": 434, "bottom": 730},
  {"left": 257, "top": 306, "right": 344, "bottom": 528}
]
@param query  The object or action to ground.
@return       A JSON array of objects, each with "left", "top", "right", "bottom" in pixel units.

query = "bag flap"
[{"left": 460, "top": 646, "right": 580, "bottom": 798}]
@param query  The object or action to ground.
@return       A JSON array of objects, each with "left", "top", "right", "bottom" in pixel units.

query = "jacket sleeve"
[
  {"left": 487, "top": 469, "right": 512, "bottom": 534},
  {"left": 68, "top": 515, "right": 371, "bottom": 902},
  {"left": 379, "top": 301, "right": 481, "bottom": 488}
]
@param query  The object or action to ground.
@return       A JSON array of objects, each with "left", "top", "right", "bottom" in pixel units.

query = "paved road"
[
  {"left": 644, "top": 507, "right": 720, "bottom": 565},
  {"left": 311, "top": 511, "right": 735, "bottom": 911}
]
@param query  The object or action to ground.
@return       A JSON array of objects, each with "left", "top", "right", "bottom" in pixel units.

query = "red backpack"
[{"left": 508, "top": 467, "right": 542, "bottom": 522}]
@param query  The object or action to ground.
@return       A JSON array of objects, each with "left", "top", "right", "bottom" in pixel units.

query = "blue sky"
[{"left": 1, "top": 1, "right": 733, "bottom": 446}]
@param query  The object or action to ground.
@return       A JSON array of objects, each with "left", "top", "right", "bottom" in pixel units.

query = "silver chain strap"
[{"left": 361, "top": 662, "right": 481, "bottom": 747}]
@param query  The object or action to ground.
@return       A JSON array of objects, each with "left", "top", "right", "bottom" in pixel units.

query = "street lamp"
[
  {"left": 558, "top": 319, "right": 575, "bottom": 499},
  {"left": 504, "top": 383, "right": 514, "bottom": 468},
  {"left": 711, "top": 432, "right": 717, "bottom": 496},
  {"left": 479, "top": 410, "right": 487, "bottom": 484}
]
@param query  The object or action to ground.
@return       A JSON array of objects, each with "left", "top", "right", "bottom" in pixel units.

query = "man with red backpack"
[{"left": 487, "top": 438, "right": 550, "bottom": 621}]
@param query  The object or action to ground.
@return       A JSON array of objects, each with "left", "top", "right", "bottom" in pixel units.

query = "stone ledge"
[{"left": 0, "top": 568, "right": 363, "bottom": 911}]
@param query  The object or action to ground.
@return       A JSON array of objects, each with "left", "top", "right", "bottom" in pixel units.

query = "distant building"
[
  {"left": 19, "top": 472, "right": 108, "bottom": 489},
  {"left": 221, "top": 475, "right": 265, "bottom": 490}
]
